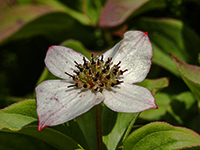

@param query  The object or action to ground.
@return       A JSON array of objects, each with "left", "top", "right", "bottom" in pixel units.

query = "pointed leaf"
[
  {"left": 134, "top": 18, "right": 200, "bottom": 76},
  {"left": 82, "top": 0, "right": 103, "bottom": 25},
  {"left": 2, "top": 126, "right": 83, "bottom": 150},
  {"left": 102, "top": 105, "right": 137, "bottom": 150},
  {"left": 76, "top": 107, "right": 98, "bottom": 150},
  {"left": 140, "top": 92, "right": 171, "bottom": 121},
  {"left": 122, "top": 122, "right": 200, "bottom": 150},
  {"left": 166, "top": 91, "right": 200, "bottom": 132},
  {"left": 2, "top": 12, "right": 95, "bottom": 46},
  {"left": 0, "top": 99, "right": 37, "bottom": 131},
  {"left": 0, "top": 131, "right": 48, "bottom": 150},
  {"left": 98, "top": 0, "right": 166, "bottom": 27},
  {"left": 135, "top": 77, "right": 169, "bottom": 95},
  {"left": 172, "top": 55, "right": 200, "bottom": 100}
]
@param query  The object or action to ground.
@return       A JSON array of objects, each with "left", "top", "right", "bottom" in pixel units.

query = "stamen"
[
  {"left": 111, "top": 82, "right": 115, "bottom": 87},
  {"left": 74, "top": 61, "right": 79, "bottom": 66},
  {"left": 83, "top": 57, "right": 87, "bottom": 63},
  {"left": 101, "top": 55, "right": 104, "bottom": 62},
  {"left": 68, "top": 53, "right": 127, "bottom": 92},
  {"left": 95, "top": 72, "right": 100, "bottom": 78},
  {"left": 65, "top": 72, "right": 73, "bottom": 77},
  {"left": 83, "top": 84, "right": 88, "bottom": 88},
  {"left": 106, "top": 75, "right": 110, "bottom": 80},
  {"left": 123, "top": 69, "right": 128, "bottom": 73},
  {"left": 99, "top": 82, "right": 104, "bottom": 87},
  {"left": 67, "top": 84, "right": 76, "bottom": 88},
  {"left": 116, "top": 61, "right": 121, "bottom": 66},
  {"left": 93, "top": 78, "right": 98, "bottom": 82},
  {"left": 120, "top": 69, "right": 128, "bottom": 75},
  {"left": 97, "top": 59, "right": 100, "bottom": 66},
  {"left": 73, "top": 70, "right": 80, "bottom": 75},
  {"left": 116, "top": 80, "right": 123, "bottom": 85},
  {"left": 102, "top": 69, "right": 106, "bottom": 73},
  {"left": 105, "top": 65, "right": 110, "bottom": 70}
]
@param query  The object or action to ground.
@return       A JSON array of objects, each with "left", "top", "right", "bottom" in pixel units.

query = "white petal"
[
  {"left": 103, "top": 31, "right": 153, "bottom": 83},
  {"left": 45, "top": 46, "right": 89, "bottom": 79},
  {"left": 36, "top": 80, "right": 104, "bottom": 131},
  {"left": 103, "top": 83, "right": 157, "bottom": 113}
]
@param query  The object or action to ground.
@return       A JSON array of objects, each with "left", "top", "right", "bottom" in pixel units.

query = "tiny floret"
[{"left": 36, "top": 31, "right": 157, "bottom": 131}]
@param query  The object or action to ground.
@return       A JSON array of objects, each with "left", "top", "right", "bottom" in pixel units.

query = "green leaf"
[
  {"left": 122, "top": 122, "right": 200, "bottom": 150},
  {"left": 1, "top": 12, "right": 95, "bottom": 46},
  {"left": 2, "top": 126, "right": 83, "bottom": 150},
  {"left": 102, "top": 105, "right": 137, "bottom": 150},
  {"left": 172, "top": 55, "right": 200, "bottom": 100},
  {"left": 76, "top": 107, "right": 97, "bottom": 150},
  {"left": 82, "top": 0, "right": 103, "bottom": 25},
  {"left": 0, "top": 99, "right": 37, "bottom": 131},
  {"left": 139, "top": 92, "right": 171, "bottom": 121},
  {"left": 0, "top": 1, "right": 60, "bottom": 43},
  {"left": 98, "top": 0, "right": 166, "bottom": 27},
  {"left": 61, "top": 39, "right": 91, "bottom": 59},
  {"left": 166, "top": 91, "right": 200, "bottom": 132},
  {"left": 135, "top": 77, "right": 169, "bottom": 95},
  {"left": 134, "top": 18, "right": 200, "bottom": 76},
  {"left": 0, "top": 131, "right": 49, "bottom": 150}
]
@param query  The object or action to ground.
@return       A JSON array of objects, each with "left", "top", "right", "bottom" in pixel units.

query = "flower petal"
[
  {"left": 45, "top": 46, "right": 89, "bottom": 79},
  {"left": 103, "top": 83, "right": 157, "bottom": 113},
  {"left": 36, "top": 80, "right": 104, "bottom": 131},
  {"left": 103, "top": 31, "right": 153, "bottom": 83}
]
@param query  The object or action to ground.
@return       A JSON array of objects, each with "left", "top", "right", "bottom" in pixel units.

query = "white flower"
[{"left": 36, "top": 31, "right": 157, "bottom": 131}]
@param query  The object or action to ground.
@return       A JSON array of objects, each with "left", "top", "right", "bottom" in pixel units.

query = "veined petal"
[
  {"left": 45, "top": 46, "right": 89, "bottom": 79},
  {"left": 103, "top": 31, "right": 152, "bottom": 83},
  {"left": 36, "top": 80, "right": 104, "bottom": 131},
  {"left": 103, "top": 83, "right": 157, "bottom": 113}
]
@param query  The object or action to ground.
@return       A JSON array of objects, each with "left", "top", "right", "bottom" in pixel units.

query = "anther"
[
  {"left": 116, "top": 80, "right": 123, "bottom": 85},
  {"left": 102, "top": 69, "right": 106, "bottom": 73},
  {"left": 99, "top": 82, "right": 104, "bottom": 87},
  {"left": 93, "top": 78, "right": 98, "bottom": 82},
  {"left": 101, "top": 55, "right": 104, "bottom": 62},
  {"left": 95, "top": 72, "right": 100, "bottom": 78},
  {"left": 105, "top": 65, "right": 110, "bottom": 70},
  {"left": 106, "top": 75, "right": 110, "bottom": 80},
  {"left": 75, "top": 83, "right": 79, "bottom": 87},
  {"left": 112, "top": 71, "right": 117, "bottom": 76},
  {"left": 83, "top": 84, "right": 88, "bottom": 88},
  {"left": 83, "top": 57, "right": 87, "bottom": 63},
  {"left": 97, "top": 59, "right": 100, "bottom": 66},
  {"left": 120, "top": 69, "right": 128, "bottom": 75},
  {"left": 94, "top": 87, "right": 99, "bottom": 91},
  {"left": 111, "top": 83, "right": 115, "bottom": 87}
]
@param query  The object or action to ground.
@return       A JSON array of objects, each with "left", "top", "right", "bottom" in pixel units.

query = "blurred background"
[{"left": 0, "top": 0, "right": 200, "bottom": 109}]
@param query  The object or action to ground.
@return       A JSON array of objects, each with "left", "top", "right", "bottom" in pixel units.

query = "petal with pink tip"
[
  {"left": 103, "top": 31, "right": 153, "bottom": 83},
  {"left": 45, "top": 46, "right": 88, "bottom": 79},
  {"left": 36, "top": 80, "right": 104, "bottom": 131},
  {"left": 103, "top": 83, "right": 157, "bottom": 113}
]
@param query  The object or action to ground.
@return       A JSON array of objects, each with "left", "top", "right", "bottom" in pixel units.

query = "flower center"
[{"left": 66, "top": 54, "right": 128, "bottom": 92}]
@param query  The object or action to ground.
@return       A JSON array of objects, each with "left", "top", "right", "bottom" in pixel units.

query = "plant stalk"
[{"left": 95, "top": 103, "right": 103, "bottom": 150}]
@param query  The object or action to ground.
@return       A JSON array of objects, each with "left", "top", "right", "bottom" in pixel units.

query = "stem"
[
  {"left": 95, "top": 103, "right": 103, "bottom": 150},
  {"left": 122, "top": 112, "right": 141, "bottom": 143}
]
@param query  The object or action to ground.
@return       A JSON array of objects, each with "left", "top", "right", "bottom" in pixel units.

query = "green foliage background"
[{"left": 0, "top": 0, "right": 200, "bottom": 149}]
